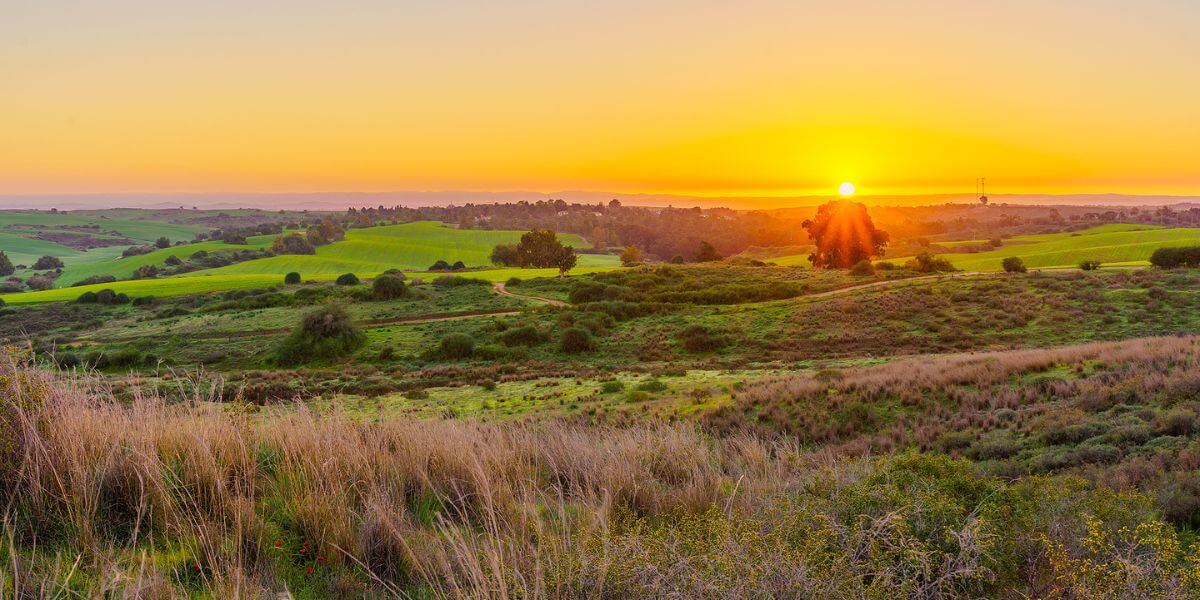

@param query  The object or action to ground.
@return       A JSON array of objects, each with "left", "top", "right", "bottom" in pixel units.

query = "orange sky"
[{"left": 3, "top": 1, "right": 1199, "bottom": 199}]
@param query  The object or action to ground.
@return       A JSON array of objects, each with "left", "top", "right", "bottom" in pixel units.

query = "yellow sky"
[{"left": 3, "top": 1, "right": 1199, "bottom": 198}]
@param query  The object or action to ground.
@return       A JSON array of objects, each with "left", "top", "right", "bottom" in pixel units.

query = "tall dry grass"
[{"left": 2, "top": 346, "right": 1199, "bottom": 598}]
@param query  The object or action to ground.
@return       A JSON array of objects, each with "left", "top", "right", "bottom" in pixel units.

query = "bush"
[
  {"left": 1001, "top": 257, "right": 1027, "bottom": 273},
  {"left": 275, "top": 304, "right": 366, "bottom": 366},
  {"left": 132, "top": 264, "right": 158, "bottom": 279},
  {"left": 451, "top": 260, "right": 466, "bottom": 271},
  {"left": 429, "top": 260, "right": 451, "bottom": 271},
  {"left": 438, "top": 334, "right": 475, "bottom": 360},
  {"left": 372, "top": 275, "right": 410, "bottom": 300},
  {"left": 1079, "top": 260, "right": 1102, "bottom": 271},
  {"left": 284, "top": 272, "right": 302, "bottom": 284},
  {"left": 849, "top": 259, "right": 875, "bottom": 276},
  {"left": 560, "top": 327, "right": 595, "bottom": 354},
  {"left": 680, "top": 324, "right": 725, "bottom": 352},
  {"left": 600, "top": 380, "right": 625, "bottom": 394},
  {"left": 335, "top": 273, "right": 360, "bottom": 286},
  {"left": 875, "top": 261, "right": 896, "bottom": 271},
  {"left": 77, "top": 291, "right": 98, "bottom": 304},
  {"left": 163, "top": 254, "right": 182, "bottom": 266},
  {"left": 94, "top": 289, "right": 130, "bottom": 305},
  {"left": 432, "top": 276, "right": 488, "bottom": 287},
  {"left": 71, "top": 275, "right": 117, "bottom": 287},
  {"left": 904, "top": 252, "right": 956, "bottom": 273},
  {"left": 1149, "top": 246, "right": 1200, "bottom": 268},
  {"left": 32, "top": 256, "right": 64, "bottom": 270},
  {"left": 636, "top": 379, "right": 668, "bottom": 393},
  {"left": 26, "top": 275, "right": 54, "bottom": 291},
  {"left": 499, "top": 325, "right": 546, "bottom": 347},
  {"left": 0, "top": 251, "right": 12, "bottom": 276},
  {"left": 506, "top": 277, "right": 522, "bottom": 287}
]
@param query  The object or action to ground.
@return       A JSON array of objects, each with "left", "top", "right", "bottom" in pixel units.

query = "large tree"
[
  {"left": 802, "top": 201, "right": 889, "bottom": 268},
  {"left": 515, "top": 230, "right": 574, "bottom": 268}
]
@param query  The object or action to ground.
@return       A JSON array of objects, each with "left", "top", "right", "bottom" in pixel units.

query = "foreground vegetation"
[{"left": 4, "top": 351, "right": 1200, "bottom": 598}]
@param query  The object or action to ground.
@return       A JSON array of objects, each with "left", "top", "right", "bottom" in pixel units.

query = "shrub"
[
  {"left": 451, "top": 260, "right": 466, "bottom": 271},
  {"left": 284, "top": 272, "right": 301, "bottom": 284},
  {"left": 499, "top": 325, "right": 546, "bottom": 347},
  {"left": 275, "top": 304, "right": 366, "bottom": 366},
  {"left": 600, "top": 380, "right": 625, "bottom": 394},
  {"left": 121, "top": 245, "right": 154, "bottom": 258},
  {"left": 163, "top": 255, "right": 182, "bottom": 266},
  {"left": 32, "top": 256, "right": 64, "bottom": 270},
  {"left": 429, "top": 260, "right": 451, "bottom": 271},
  {"left": 1079, "top": 260, "right": 1102, "bottom": 271},
  {"left": 1001, "top": 257, "right": 1027, "bottom": 273},
  {"left": 438, "top": 334, "right": 475, "bottom": 360},
  {"left": 335, "top": 273, "right": 360, "bottom": 286},
  {"left": 849, "top": 259, "right": 875, "bottom": 276},
  {"left": 875, "top": 261, "right": 896, "bottom": 271},
  {"left": 680, "top": 324, "right": 725, "bottom": 352},
  {"left": 71, "top": 274, "right": 117, "bottom": 287},
  {"left": 0, "top": 251, "right": 12, "bottom": 276},
  {"left": 904, "top": 252, "right": 955, "bottom": 273},
  {"left": 372, "top": 275, "right": 410, "bottom": 300},
  {"left": 93, "top": 289, "right": 130, "bottom": 305},
  {"left": 636, "top": 379, "right": 667, "bottom": 393},
  {"left": 560, "top": 327, "right": 595, "bottom": 354},
  {"left": 506, "top": 277, "right": 522, "bottom": 287},
  {"left": 432, "top": 276, "right": 488, "bottom": 287},
  {"left": 1149, "top": 246, "right": 1200, "bottom": 268},
  {"left": 670, "top": 255, "right": 685, "bottom": 264},
  {"left": 154, "top": 236, "right": 171, "bottom": 249},
  {"left": 26, "top": 275, "right": 54, "bottom": 291},
  {"left": 132, "top": 264, "right": 158, "bottom": 279}
]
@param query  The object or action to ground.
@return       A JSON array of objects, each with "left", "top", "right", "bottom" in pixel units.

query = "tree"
[
  {"left": 33, "top": 256, "right": 64, "bottom": 270},
  {"left": 554, "top": 245, "right": 578, "bottom": 275},
  {"left": 372, "top": 274, "right": 409, "bottom": 299},
  {"left": 1002, "top": 257, "right": 1028, "bottom": 273},
  {"left": 155, "top": 237, "right": 171, "bottom": 249},
  {"left": 695, "top": 241, "right": 722, "bottom": 262},
  {"left": 515, "top": 230, "right": 575, "bottom": 269},
  {"left": 164, "top": 255, "right": 182, "bottom": 266},
  {"left": 491, "top": 243, "right": 520, "bottom": 266},
  {"left": 0, "top": 252, "right": 12, "bottom": 277},
  {"left": 619, "top": 246, "right": 642, "bottom": 267},
  {"left": 272, "top": 233, "right": 315, "bottom": 255},
  {"left": 1079, "top": 260, "right": 1102, "bottom": 271},
  {"left": 275, "top": 304, "right": 366, "bottom": 366},
  {"left": 132, "top": 264, "right": 158, "bottom": 279},
  {"left": 284, "top": 272, "right": 302, "bottom": 284},
  {"left": 802, "top": 201, "right": 889, "bottom": 268}
]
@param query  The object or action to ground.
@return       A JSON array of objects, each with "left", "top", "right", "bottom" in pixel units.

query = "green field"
[
  {"left": 54, "top": 241, "right": 248, "bottom": 286},
  {"left": 767, "top": 224, "right": 1200, "bottom": 270},
  {"left": 0, "top": 210, "right": 206, "bottom": 243}
]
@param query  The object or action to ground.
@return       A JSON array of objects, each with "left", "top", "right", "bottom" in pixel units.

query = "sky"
[{"left": 3, "top": 0, "right": 1200, "bottom": 200}]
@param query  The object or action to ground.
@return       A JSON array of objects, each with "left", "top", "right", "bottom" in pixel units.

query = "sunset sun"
[{"left": 838, "top": 182, "right": 856, "bottom": 197}]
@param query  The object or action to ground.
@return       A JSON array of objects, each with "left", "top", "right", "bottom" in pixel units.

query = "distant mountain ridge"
[{"left": 1, "top": 191, "right": 1197, "bottom": 211}]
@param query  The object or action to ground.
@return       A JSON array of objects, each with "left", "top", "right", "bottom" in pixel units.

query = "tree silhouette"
[{"left": 802, "top": 201, "right": 889, "bottom": 268}]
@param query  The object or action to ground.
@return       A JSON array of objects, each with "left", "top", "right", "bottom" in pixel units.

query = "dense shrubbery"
[
  {"left": 438, "top": 333, "right": 475, "bottom": 359},
  {"left": 32, "top": 255, "right": 64, "bottom": 270},
  {"left": 432, "top": 275, "right": 488, "bottom": 287},
  {"left": 371, "top": 274, "right": 409, "bottom": 299},
  {"left": 1079, "top": 259, "right": 1102, "bottom": 271},
  {"left": 1002, "top": 256, "right": 1028, "bottom": 273},
  {"left": 284, "top": 271, "right": 301, "bottom": 284},
  {"left": 498, "top": 324, "right": 547, "bottom": 347},
  {"left": 275, "top": 304, "right": 366, "bottom": 366},
  {"left": 560, "top": 326, "right": 596, "bottom": 353},
  {"left": 4, "top": 358, "right": 1199, "bottom": 598},
  {"left": 335, "top": 273, "right": 360, "bottom": 285},
  {"left": 1150, "top": 246, "right": 1200, "bottom": 268},
  {"left": 905, "top": 252, "right": 956, "bottom": 273}
]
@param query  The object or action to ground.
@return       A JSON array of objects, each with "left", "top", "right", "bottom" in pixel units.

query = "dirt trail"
[{"left": 492, "top": 281, "right": 568, "bottom": 306}]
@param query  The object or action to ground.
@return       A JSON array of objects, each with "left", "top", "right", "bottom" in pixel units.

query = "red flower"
[
  {"left": 274, "top": 540, "right": 283, "bottom": 548},
  {"left": 306, "top": 566, "right": 313, "bottom": 574},
  {"left": 317, "top": 555, "right": 325, "bottom": 562},
  {"left": 194, "top": 562, "right": 201, "bottom": 570},
  {"left": 299, "top": 548, "right": 306, "bottom": 554}
]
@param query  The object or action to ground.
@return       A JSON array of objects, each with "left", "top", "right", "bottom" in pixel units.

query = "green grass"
[
  {"left": 895, "top": 224, "right": 1200, "bottom": 271},
  {"left": 765, "top": 224, "right": 1200, "bottom": 271},
  {"left": 55, "top": 241, "right": 251, "bottom": 287},
  {"left": 0, "top": 232, "right": 86, "bottom": 267},
  {"left": 199, "top": 221, "right": 612, "bottom": 277},
  {"left": 0, "top": 210, "right": 206, "bottom": 243}
]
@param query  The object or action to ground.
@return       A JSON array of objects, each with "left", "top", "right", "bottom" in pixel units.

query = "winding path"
[{"left": 492, "top": 281, "right": 568, "bottom": 306}]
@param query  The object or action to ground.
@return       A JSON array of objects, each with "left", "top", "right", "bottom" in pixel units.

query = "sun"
[{"left": 838, "top": 182, "right": 856, "bottom": 197}]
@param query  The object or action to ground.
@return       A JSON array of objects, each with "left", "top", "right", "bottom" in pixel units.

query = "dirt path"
[{"left": 492, "top": 281, "right": 568, "bottom": 306}]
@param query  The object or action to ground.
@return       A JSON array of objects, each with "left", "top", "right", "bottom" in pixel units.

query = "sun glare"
[{"left": 838, "top": 182, "right": 856, "bottom": 197}]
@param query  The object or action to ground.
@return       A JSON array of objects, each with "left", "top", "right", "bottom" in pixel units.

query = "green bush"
[
  {"left": 438, "top": 334, "right": 475, "bottom": 360},
  {"left": 560, "top": 327, "right": 595, "bottom": 354},
  {"left": 635, "top": 379, "right": 667, "bottom": 393},
  {"left": 284, "top": 272, "right": 302, "bottom": 284},
  {"left": 499, "top": 325, "right": 546, "bottom": 347},
  {"left": 335, "top": 273, "right": 360, "bottom": 286},
  {"left": 77, "top": 291, "right": 98, "bottom": 304},
  {"left": 600, "top": 380, "right": 625, "bottom": 394},
  {"left": 275, "top": 304, "right": 366, "bottom": 366},
  {"left": 1078, "top": 260, "right": 1102, "bottom": 271},
  {"left": 1002, "top": 257, "right": 1027, "bottom": 273},
  {"left": 372, "top": 275, "right": 410, "bottom": 299},
  {"left": 849, "top": 259, "right": 875, "bottom": 276},
  {"left": 1149, "top": 246, "right": 1200, "bottom": 268}
]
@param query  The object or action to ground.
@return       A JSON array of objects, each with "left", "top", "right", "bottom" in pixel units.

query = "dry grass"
[{"left": 3, "top": 347, "right": 1199, "bottom": 598}]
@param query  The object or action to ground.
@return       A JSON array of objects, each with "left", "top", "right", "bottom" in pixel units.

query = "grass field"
[
  {"left": 200, "top": 221, "right": 609, "bottom": 277},
  {"left": 897, "top": 224, "right": 1200, "bottom": 270},
  {"left": 54, "top": 240, "right": 247, "bottom": 286},
  {"left": 0, "top": 210, "right": 207, "bottom": 243},
  {"left": 764, "top": 224, "right": 1200, "bottom": 270}
]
